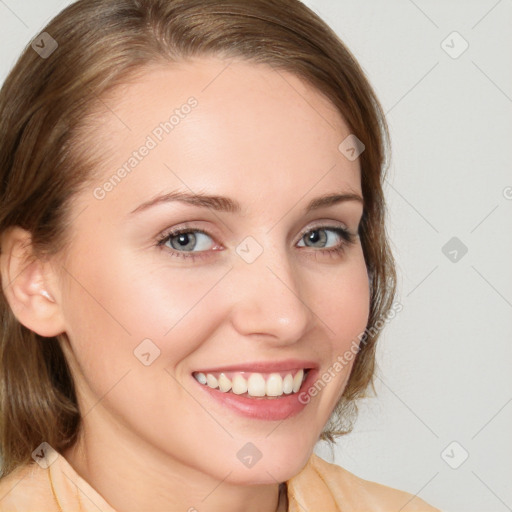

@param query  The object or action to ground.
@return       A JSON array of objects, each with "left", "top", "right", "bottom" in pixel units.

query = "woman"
[{"left": 0, "top": 0, "right": 440, "bottom": 510}]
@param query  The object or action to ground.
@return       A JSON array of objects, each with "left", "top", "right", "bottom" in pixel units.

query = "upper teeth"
[{"left": 193, "top": 369, "right": 307, "bottom": 397}]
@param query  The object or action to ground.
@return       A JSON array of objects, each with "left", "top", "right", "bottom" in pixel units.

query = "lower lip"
[{"left": 193, "top": 369, "right": 318, "bottom": 421}]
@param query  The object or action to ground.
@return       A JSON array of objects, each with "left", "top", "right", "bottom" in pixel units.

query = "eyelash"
[{"left": 156, "top": 224, "right": 358, "bottom": 262}]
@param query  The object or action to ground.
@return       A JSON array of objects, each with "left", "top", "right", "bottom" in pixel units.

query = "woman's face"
[{"left": 54, "top": 57, "right": 369, "bottom": 484}]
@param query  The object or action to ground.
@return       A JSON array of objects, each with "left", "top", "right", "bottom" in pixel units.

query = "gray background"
[{"left": 1, "top": 1, "right": 511, "bottom": 511}]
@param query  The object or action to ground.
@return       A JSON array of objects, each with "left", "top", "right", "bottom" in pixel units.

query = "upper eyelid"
[{"left": 162, "top": 220, "right": 351, "bottom": 235}]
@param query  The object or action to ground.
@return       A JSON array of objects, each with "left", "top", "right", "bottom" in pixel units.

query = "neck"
[{"left": 64, "top": 413, "right": 285, "bottom": 512}]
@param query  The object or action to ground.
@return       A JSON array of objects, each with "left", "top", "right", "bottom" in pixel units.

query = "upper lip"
[{"left": 193, "top": 359, "right": 319, "bottom": 374}]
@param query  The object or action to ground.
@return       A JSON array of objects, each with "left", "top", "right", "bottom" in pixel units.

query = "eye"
[
  {"left": 297, "top": 225, "right": 357, "bottom": 258},
  {"left": 156, "top": 227, "right": 217, "bottom": 261},
  {"left": 298, "top": 226, "right": 346, "bottom": 249}
]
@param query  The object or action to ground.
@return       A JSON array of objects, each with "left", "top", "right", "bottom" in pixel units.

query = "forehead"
[{"left": 82, "top": 57, "right": 362, "bottom": 216}]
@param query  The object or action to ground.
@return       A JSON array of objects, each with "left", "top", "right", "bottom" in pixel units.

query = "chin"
[{"left": 223, "top": 440, "right": 316, "bottom": 486}]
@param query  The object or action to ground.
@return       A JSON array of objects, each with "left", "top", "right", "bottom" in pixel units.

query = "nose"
[{"left": 228, "top": 241, "right": 315, "bottom": 344}]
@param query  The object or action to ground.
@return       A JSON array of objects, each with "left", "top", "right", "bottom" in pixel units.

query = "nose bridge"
[{"left": 229, "top": 234, "right": 314, "bottom": 341}]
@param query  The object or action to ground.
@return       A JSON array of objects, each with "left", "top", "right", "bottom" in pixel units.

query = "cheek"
[
  {"left": 312, "top": 247, "right": 370, "bottom": 350},
  {"left": 303, "top": 251, "right": 370, "bottom": 404},
  {"left": 59, "top": 242, "right": 229, "bottom": 374}
]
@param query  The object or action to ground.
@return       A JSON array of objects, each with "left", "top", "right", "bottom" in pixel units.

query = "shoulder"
[
  {"left": 287, "top": 453, "right": 441, "bottom": 512},
  {"left": 0, "top": 462, "right": 56, "bottom": 511},
  {"left": 0, "top": 453, "right": 115, "bottom": 512}
]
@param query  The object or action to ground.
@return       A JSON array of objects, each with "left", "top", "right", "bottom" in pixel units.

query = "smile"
[{"left": 192, "top": 369, "right": 310, "bottom": 398}]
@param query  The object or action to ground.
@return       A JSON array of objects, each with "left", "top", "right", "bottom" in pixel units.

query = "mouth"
[
  {"left": 191, "top": 365, "right": 318, "bottom": 420},
  {"left": 192, "top": 368, "right": 311, "bottom": 399}
]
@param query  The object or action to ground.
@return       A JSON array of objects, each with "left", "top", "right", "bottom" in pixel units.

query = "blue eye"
[
  {"left": 162, "top": 229, "right": 213, "bottom": 252},
  {"left": 157, "top": 228, "right": 216, "bottom": 261},
  {"left": 298, "top": 226, "right": 358, "bottom": 260},
  {"left": 156, "top": 225, "right": 357, "bottom": 261},
  {"left": 297, "top": 226, "right": 354, "bottom": 250}
]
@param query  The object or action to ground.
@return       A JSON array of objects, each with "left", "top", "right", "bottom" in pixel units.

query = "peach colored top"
[{"left": 0, "top": 451, "right": 440, "bottom": 511}]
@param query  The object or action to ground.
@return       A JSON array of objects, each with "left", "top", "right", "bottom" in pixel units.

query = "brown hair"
[{"left": 0, "top": 0, "right": 396, "bottom": 478}]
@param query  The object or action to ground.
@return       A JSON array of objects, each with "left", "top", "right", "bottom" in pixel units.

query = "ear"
[{"left": 0, "top": 226, "right": 66, "bottom": 337}]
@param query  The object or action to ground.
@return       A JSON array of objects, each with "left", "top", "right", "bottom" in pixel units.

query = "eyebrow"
[{"left": 129, "top": 190, "right": 364, "bottom": 216}]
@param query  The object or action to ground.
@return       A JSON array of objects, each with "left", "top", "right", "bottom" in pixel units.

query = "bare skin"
[{"left": 1, "top": 57, "right": 369, "bottom": 512}]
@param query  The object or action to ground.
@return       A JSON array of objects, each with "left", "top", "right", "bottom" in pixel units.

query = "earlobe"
[{"left": 0, "top": 226, "right": 65, "bottom": 337}]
